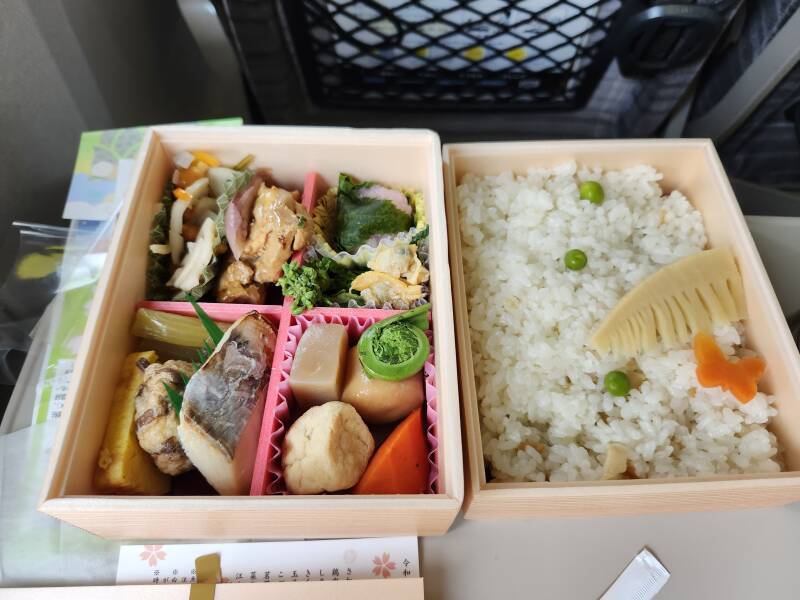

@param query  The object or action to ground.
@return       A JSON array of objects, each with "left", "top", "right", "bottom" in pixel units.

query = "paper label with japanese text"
[
  {"left": 45, "top": 358, "right": 74, "bottom": 421},
  {"left": 116, "top": 537, "right": 419, "bottom": 585}
]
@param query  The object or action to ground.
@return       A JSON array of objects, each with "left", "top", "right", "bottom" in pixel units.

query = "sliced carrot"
[
  {"left": 191, "top": 151, "right": 220, "bottom": 167},
  {"left": 173, "top": 187, "right": 191, "bottom": 201},
  {"left": 694, "top": 332, "right": 766, "bottom": 404},
  {"left": 353, "top": 407, "right": 429, "bottom": 495},
  {"left": 177, "top": 161, "right": 209, "bottom": 188}
]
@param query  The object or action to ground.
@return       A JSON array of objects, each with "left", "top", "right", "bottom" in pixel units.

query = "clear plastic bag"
[
  {"left": 0, "top": 420, "right": 119, "bottom": 585},
  {"left": 0, "top": 224, "right": 70, "bottom": 386},
  {"left": 28, "top": 219, "right": 117, "bottom": 422},
  {"left": 0, "top": 221, "right": 110, "bottom": 386}
]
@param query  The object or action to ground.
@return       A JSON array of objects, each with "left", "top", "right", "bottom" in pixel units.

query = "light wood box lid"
[{"left": 0, "top": 578, "right": 424, "bottom": 599}]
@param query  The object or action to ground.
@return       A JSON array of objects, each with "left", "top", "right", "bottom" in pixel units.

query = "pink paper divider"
[
  {"left": 302, "top": 171, "right": 325, "bottom": 216},
  {"left": 250, "top": 307, "right": 440, "bottom": 496},
  {"left": 136, "top": 299, "right": 289, "bottom": 496},
  {"left": 249, "top": 303, "right": 294, "bottom": 495},
  {"left": 423, "top": 329, "right": 439, "bottom": 493},
  {"left": 136, "top": 300, "right": 284, "bottom": 324},
  {"left": 249, "top": 166, "right": 318, "bottom": 494}
]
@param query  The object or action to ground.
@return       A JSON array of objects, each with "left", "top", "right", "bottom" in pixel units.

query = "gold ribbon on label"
[{"left": 189, "top": 553, "right": 221, "bottom": 600}]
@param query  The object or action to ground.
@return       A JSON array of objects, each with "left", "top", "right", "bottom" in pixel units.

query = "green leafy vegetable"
[
  {"left": 277, "top": 257, "right": 363, "bottom": 314},
  {"left": 357, "top": 304, "right": 431, "bottom": 381},
  {"left": 188, "top": 296, "right": 225, "bottom": 345},
  {"left": 162, "top": 296, "right": 227, "bottom": 415},
  {"left": 212, "top": 168, "right": 250, "bottom": 243},
  {"left": 146, "top": 183, "right": 176, "bottom": 300},
  {"left": 335, "top": 174, "right": 413, "bottom": 253},
  {"left": 329, "top": 290, "right": 362, "bottom": 305},
  {"left": 232, "top": 153, "right": 255, "bottom": 171},
  {"left": 410, "top": 225, "right": 429, "bottom": 246},
  {"left": 164, "top": 381, "right": 184, "bottom": 417},
  {"left": 316, "top": 256, "right": 359, "bottom": 294},
  {"left": 277, "top": 262, "right": 320, "bottom": 314}
]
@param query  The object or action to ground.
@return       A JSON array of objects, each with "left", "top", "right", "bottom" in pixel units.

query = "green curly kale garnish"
[
  {"left": 277, "top": 257, "right": 363, "bottom": 314},
  {"left": 277, "top": 262, "right": 321, "bottom": 314}
]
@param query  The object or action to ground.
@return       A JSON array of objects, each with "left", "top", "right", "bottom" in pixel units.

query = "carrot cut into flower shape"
[
  {"left": 693, "top": 332, "right": 766, "bottom": 404},
  {"left": 353, "top": 407, "right": 429, "bottom": 494}
]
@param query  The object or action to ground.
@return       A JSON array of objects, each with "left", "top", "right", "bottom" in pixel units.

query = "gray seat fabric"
[
  {"left": 692, "top": 0, "right": 800, "bottom": 117},
  {"left": 718, "top": 62, "right": 800, "bottom": 189},
  {"left": 691, "top": 0, "right": 800, "bottom": 188},
  {"left": 218, "top": 0, "right": 742, "bottom": 140}
]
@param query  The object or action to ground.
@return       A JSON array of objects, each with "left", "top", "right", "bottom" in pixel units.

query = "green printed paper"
[{"left": 33, "top": 117, "right": 243, "bottom": 425}]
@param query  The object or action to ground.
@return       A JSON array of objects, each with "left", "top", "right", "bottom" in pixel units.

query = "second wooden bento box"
[
  {"left": 444, "top": 139, "right": 800, "bottom": 519},
  {"left": 39, "top": 125, "right": 463, "bottom": 539}
]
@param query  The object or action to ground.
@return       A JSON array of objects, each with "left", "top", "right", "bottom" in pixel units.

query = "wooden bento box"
[
  {"left": 444, "top": 139, "right": 800, "bottom": 519},
  {"left": 39, "top": 125, "right": 463, "bottom": 539},
  {"left": 2, "top": 579, "right": 424, "bottom": 600}
]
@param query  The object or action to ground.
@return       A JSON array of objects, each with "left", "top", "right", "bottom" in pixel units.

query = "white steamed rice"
[{"left": 456, "top": 161, "right": 781, "bottom": 482}]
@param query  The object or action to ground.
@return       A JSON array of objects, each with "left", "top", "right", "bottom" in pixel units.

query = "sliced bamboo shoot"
[
  {"left": 131, "top": 308, "right": 227, "bottom": 349},
  {"left": 591, "top": 248, "right": 746, "bottom": 357}
]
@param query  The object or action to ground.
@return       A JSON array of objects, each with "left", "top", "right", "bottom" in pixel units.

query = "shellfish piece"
[{"left": 178, "top": 311, "right": 277, "bottom": 495}]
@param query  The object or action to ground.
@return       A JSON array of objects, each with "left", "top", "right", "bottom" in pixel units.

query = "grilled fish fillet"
[{"left": 178, "top": 311, "right": 276, "bottom": 495}]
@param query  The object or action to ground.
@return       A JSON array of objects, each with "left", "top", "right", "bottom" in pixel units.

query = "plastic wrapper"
[
  {"left": 0, "top": 223, "right": 92, "bottom": 387},
  {"left": 31, "top": 219, "right": 116, "bottom": 423},
  {"left": 0, "top": 421, "right": 119, "bottom": 586},
  {"left": 0, "top": 224, "right": 69, "bottom": 357}
]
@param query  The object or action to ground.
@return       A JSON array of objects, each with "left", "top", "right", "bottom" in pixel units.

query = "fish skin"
[{"left": 179, "top": 311, "right": 276, "bottom": 494}]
